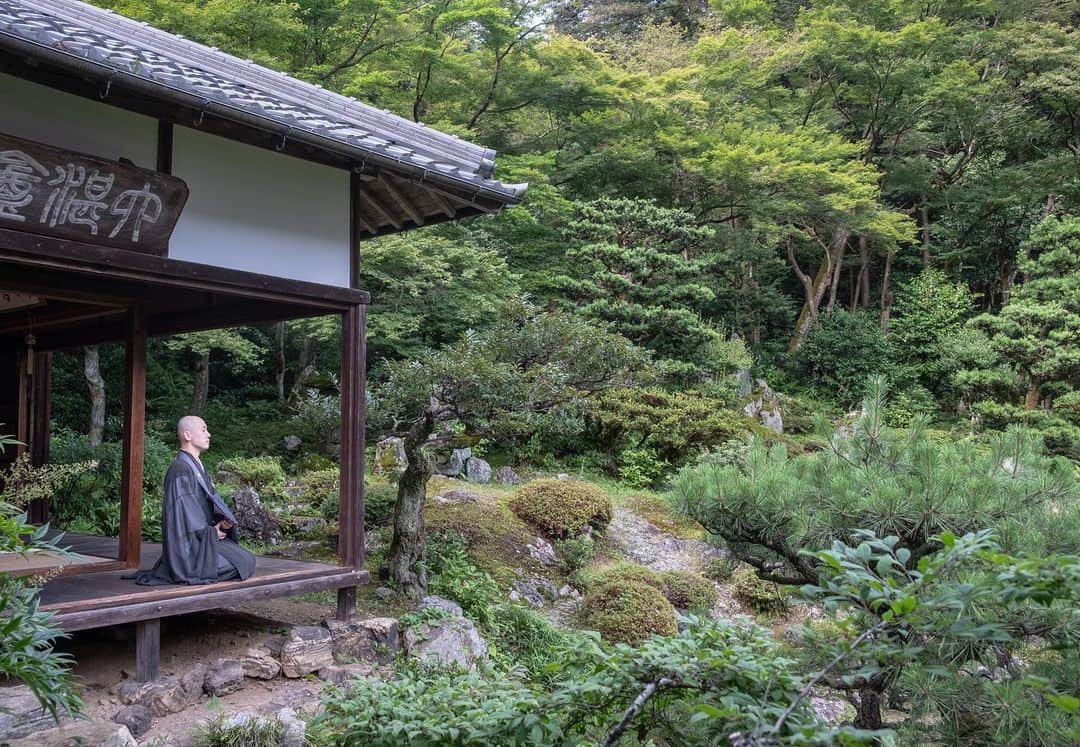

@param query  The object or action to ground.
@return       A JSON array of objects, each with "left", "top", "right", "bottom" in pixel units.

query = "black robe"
[{"left": 135, "top": 452, "right": 256, "bottom": 585}]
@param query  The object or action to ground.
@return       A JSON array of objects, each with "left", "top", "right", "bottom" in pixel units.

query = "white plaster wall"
[
  {"left": 0, "top": 72, "right": 158, "bottom": 168},
  {"left": 169, "top": 126, "right": 350, "bottom": 287}
]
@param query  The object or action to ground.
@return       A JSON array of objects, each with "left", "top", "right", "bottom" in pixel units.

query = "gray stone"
[
  {"left": 495, "top": 465, "right": 522, "bottom": 485},
  {"left": 525, "top": 536, "right": 557, "bottom": 567},
  {"left": 556, "top": 472, "right": 571, "bottom": 480},
  {"left": 280, "top": 625, "right": 334, "bottom": 677},
  {"left": 240, "top": 647, "right": 281, "bottom": 679},
  {"left": 512, "top": 576, "right": 558, "bottom": 608},
  {"left": 0, "top": 684, "right": 67, "bottom": 740},
  {"left": 282, "top": 435, "right": 303, "bottom": 452},
  {"left": 290, "top": 515, "right": 328, "bottom": 535},
  {"left": 464, "top": 457, "right": 492, "bottom": 483},
  {"left": 760, "top": 408, "right": 783, "bottom": 434},
  {"left": 435, "top": 448, "right": 471, "bottom": 477},
  {"left": 436, "top": 489, "right": 481, "bottom": 504},
  {"left": 374, "top": 586, "right": 395, "bottom": 601},
  {"left": 404, "top": 597, "right": 489, "bottom": 670},
  {"left": 180, "top": 662, "right": 209, "bottom": 705},
  {"left": 117, "top": 676, "right": 188, "bottom": 716},
  {"left": 277, "top": 707, "right": 306, "bottom": 747},
  {"left": 374, "top": 437, "right": 407, "bottom": 475},
  {"left": 233, "top": 486, "right": 284, "bottom": 545},
  {"left": 6, "top": 720, "right": 136, "bottom": 747},
  {"left": 325, "top": 617, "right": 399, "bottom": 664},
  {"left": 203, "top": 659, "right": 245, "bottom": 696},
  {"left": 735, "top": 367, "right": 753, "bottom": 398},
  {"left": 317, "top": 662, "right": 375, "bottom": 685},
  {"left": 112, "top": 704, "right": 153, "bottom": 737}
]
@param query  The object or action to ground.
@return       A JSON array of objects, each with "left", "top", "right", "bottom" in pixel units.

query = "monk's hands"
[{"left": 215, "top": 521, "right": 227, "bottom": 540}]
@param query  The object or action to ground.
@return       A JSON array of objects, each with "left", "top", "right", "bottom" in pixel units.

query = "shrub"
[
  {"left": 796, "top": 308, "right": 889, "bottom": 403},
  {"left": 196, "top": 713, "right": 283, "bottom": 747},
  {"left": 659, "top": 570, "right": 718, "bottom": 611},
  {"left": 581, "top": 580, "right": 678, "bottom": 645},
  {"left": 319, "top": 481, "right": 398, "bottom": 528},
  {"left": 215, "top": 456, "right": 284, "bottom": 490},
  {"left": 580, "top": 561, "right": 663, "bottom": 591},
  {"left": 427, "top": 531, "right": 501, "bottom": 626},
  {"left": 486, "top": 604, "right": 581, "bottom": 684},
  {"left": 299, "top": 467, "right": 338, "bottom": 506},
  {"left": 509, "top": 479, "right": 612, "bottom": 538},
  {"left": 617, "top": 446, "right": 669, "bottom": 489},
  {"left": 702, "top": 554, "right": 738, "bottom": 582},
  {"left": 732, "top": 567, "right": 789, "bottom": 616},
  {"left": 555, "top": 535, "right": 595, "bottom": 576}
]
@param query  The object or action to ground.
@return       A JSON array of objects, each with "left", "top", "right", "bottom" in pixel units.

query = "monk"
[{"left": 135, "top": 416, "right": 255, "bottom": 585}]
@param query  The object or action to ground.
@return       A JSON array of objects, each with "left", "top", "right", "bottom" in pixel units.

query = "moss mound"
[
  {"left": 509, "top": 479, "right": 613, "bottom": 538},
  {"left": 732, "top": 567, "right": 790, "bottom": 616},
  {"left": 659, "top": 570, "right": 719, "bottom": 611},
  {"left": 580, "top": 561, "right": 662, "bottom": 590},
  {"left": 581, "top": 580, "right": 677, "bottom": 646}
]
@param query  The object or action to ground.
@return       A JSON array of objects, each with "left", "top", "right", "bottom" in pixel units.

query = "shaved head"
[
  {"left": 177, "top": 415, "right": 204, "bottom": 441},
  {"left": 177, "top": 416, "right": 211, "bottom": 458}
]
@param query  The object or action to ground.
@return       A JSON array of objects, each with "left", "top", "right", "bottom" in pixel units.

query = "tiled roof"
[{"left": 0, "top": 0, "right": 527, "bottom": 211}]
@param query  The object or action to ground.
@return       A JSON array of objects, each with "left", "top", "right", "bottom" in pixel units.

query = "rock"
[
  {"left": 735, "top": 367, "right": 753, "bottom": 398},
  {"left": 290, "top": 515, "right": 327, "bottom": 535},
  {"left": 436, "top": 489, "right": 481, "bottom": 504},
  {"left": 512, "top": 576, "right": 558, "bottom": 608},
  {"left": 180, "top": 663, "right": 209, "bottom": 705},
  {"left": 495, "top": 465, "right": 522, "bottom": 485},
  {"left": 112, "top": 705, "right": 153, "bottom": 737},
  {"left": 605, "top": 508, "right": 724, "bottom": 574},
  {"left": 434, "top": 447, "right": 471, "bottom": 477},
  {"left": 6, "top": 720, "right": 136, "bottom": 747},
  {"left": 464, "top": 457, "right": 492, "bottom": 483},
  {"left": 374, "top": 586, "right": 395, "bottom": 601},
  {"left": 240, "top": 647, "right": 281, "bottom": 679},
  {"left": 760, "top": 408, "right": 783, "bottom": 434},
  {"left": 374, "top": 437, "right": 407, "bottom": 475},
  {"left": 282, "top": 435, "right": 303, "bottom": 452},
  {"left": 404, "top": 596, "right": 489, "bottom": 670},
  {"left": 203, "top": 659, "right": 245, "bottom": 696},
  {"left": 117, "top": 676, "right": 188, "bottom": 716},
  {"left": 525, "top": 536, "right": 557, "bottom": 567},
  {"left": 232, "top": 486, "right": 284, "bottom": 545},
  {"left": 317, "top": 663, "right": 374, "bottom": 685},
  {"left": 0, "top": 684, "right": 68, "bottom": 740},
  {"left": 277, "top": 707, "right": 306, "bottom": 747},
  {"left": 325, "top": 617, "right": 399, "bottom": 664},
  {"left": 556, "top": 473, "right": 570, "bottom": 480},
  {"left": 221, "top": 712, "right": 269, "bottom": 732},
  {"left": 279, "top": 626, "right": 334, "bottom": 677}
]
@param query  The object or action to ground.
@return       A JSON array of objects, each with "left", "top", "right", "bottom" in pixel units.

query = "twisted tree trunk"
[
  {"left": 387, "top": 409, "right": 436, "bottom": 597},
  {"left": 191, "top": 349, "right": 210, "bottom": 414},
  {"left": 83, "top": 345, "right": 105, "bottom": 448}
]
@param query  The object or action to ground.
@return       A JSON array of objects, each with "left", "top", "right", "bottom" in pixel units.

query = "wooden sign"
[{"left": 0, "top": 132, "right": 188, "bottom": 255}]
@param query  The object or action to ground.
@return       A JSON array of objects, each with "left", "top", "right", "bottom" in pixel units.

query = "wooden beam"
[
  {"left": 424, "top": 186, "right": 458, "bottom": 219},
  {"left": 338, "top": 304, "right": 366, "bottom": 572},
  {"left": 355, "top": 186, "right": 402, "bottom": 231},
  {"left": 350, "top": 171, "right": 377, "bottom": 239},
  {"left": 26, "top": 351, "right": 52, "bottom": 524},
  {"left": 135, "top": 619, "right": 160, "bottom": 682},
  {"left": 51, "top": 569, "right": 369, "bottom": 631},
  {"left": 0, "top": 305, "right": 126, "bottom": 337},
  {"left": 379, "top": 175, "right": 425, "bottom": 227},
  {"left": 156, "top": 121, "right": 174, "bottom": 175},
  {"left": 119, "top": 306, "right": 147, "bottom": 569}
]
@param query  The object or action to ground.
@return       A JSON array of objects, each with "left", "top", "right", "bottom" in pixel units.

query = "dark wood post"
[
  {"left": 119, "top": 305, "right": 147, "bottom": 568},
  {"left": 135, "top": 618, "right": 160, "bottom": 682},
  {"left": 27, "top": 352, "right": 52, "bottom": 524},
  {"left": 337, "top": 302, "right": 367, "bottom": 620}
]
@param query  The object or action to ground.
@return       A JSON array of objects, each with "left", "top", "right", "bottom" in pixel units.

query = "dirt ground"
[{"left": 56, "top": 597, "right": 338, "bottom": 746}]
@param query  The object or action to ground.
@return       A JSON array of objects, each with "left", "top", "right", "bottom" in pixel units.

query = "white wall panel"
[
  {"left": 0, "top": 72, "right": 157, "bottom": 168},
  {"left": 169, "top": 126, "right": 350, "bottom": 287}
]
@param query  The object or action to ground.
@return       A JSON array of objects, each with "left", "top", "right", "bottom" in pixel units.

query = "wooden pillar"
[
  {"left": 119, "top": 306, "right": 147, "bottom": 568},
  {"left": 135, "top": 619, "right": 160, "bottom": 682},
  {"left": 337, "top": 303, "right": 366, "bottom": 620},
  {"left": 15, "top": 350, "right": 52, "bottom": 524}
]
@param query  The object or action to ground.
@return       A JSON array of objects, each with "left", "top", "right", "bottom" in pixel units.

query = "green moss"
[
  {"left": 509, "top": 479, "right": 613, "bottom": 539},
  {"left": 581, "top": 580, "right": 678, "bottom": 645},
  {"left": 216, "top": 456, "right": 285, "bottom": 491},
  {"left": 659, "top": 570, "right": 719, "bottom": 611},
  {"left": 579, "top": 561, "right": 663, "bottom": 590},
  {"left": 624, "top": 493, "right": 705, "bottom": 540},
  {"left": 732, "top": 567, "right": 790, "bottom": 616}
]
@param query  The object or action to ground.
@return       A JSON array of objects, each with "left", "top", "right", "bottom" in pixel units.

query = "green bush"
[
  {"left": 581, "top": 580, "right": 678, "bottom": 645},
  {"left": 486, "top": 604, "right": 581, "bottom": 684},
  {"left": 579, "top": 561, "right": 662, "bottom": 591},
  {"left": 299, "top": 467, "right": 338, "bottom": 505},
  {"left": 702, "top": 554, "right": 739, "bottom": 582},
  {"left": 196, "top": 713, "right": 283, "bottom": 747},
  {"left": 555, "top": 535, "right": 595, "bottom": 576},
  {"left": 427, "top": 531, "right": 502, "bottom": 626},
  {"left": 659, "top": 570, "right": 718, "bottom": 611},
  {"left": 509, "top": 479, "right": 612, "bottom": 538},
  {"left": 796, "top": 308, "right": 889, "bottom": 403},
  {"left": 216, "top": 456, "right": 284, "bottom": 490},
  {"left": 617, "top": 446, "right": 669, "bottom": 489},
  {"left": 732, "top": 567, "right": 789, "bottom": 616},
  {"left": 320, "top": 481, "right": 397, "bottom": 528}
]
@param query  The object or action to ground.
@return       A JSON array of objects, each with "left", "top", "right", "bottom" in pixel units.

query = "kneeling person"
[{"left": 136, "top": 416, "right": 255, "bottom": 585}]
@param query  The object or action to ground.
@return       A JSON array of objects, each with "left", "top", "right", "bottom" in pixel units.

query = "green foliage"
[
  {"left": 484, "top": 603, "right": 581, "bottom": 685},
  {"left": 299, "top": 467, "right": 338, "bottom": 506},
  {"left": 617, "top": 445, "right": 670, "bottom": 489},
  {"left": 732, "top": 566, "right": 790, "bottom": 616},
  {"left": 580, "top": 580, "right": 678, "bottom": 645},
  {"left": 196, "top": 713, "right": 283, "bottom": 747},
  {"left": 362, "top": 482, "right": 398, "bottom": 527},
  {"left": 216, "top": 455, "right": 285, "bottom": 491},
  {"left": 0, "top": 433, "right": 83, "bottom": 722},
  {"left": 554, "top": 535, "right": 595, "bottom": 576},
  {"left": 659, "top": 570, "right": 719, "bottom": 611},
  {"left": 509, "top": 479, "right": 612, "bottom": 539},
  {"left": 426, "top": 531, "right": 502, "bottom": 626},
  {"left": 796, "top": 309, "right": 889, "bottom": 403},
  {"left": 579, "top": 560, "right": 663, "bottom": 591},
  {"left": 703, "top": 553, "right": 739, "bottom": 582}
]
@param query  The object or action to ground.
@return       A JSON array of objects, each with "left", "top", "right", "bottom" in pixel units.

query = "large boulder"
[
  {"left": 324, "top": 617, "right": 400, "bottom": 664},
  {"left": 239, "top": 646, "right": 281, "bottom": 679},
  {"left": 279, "top": 626, "right": 334, "bottom": 677},
  {"left": 203, "top": 658, "right": 245, "bottom": 696},
  {"left": 117, "top": 676, "right": 188, "bottom": 716},
  {"left": 6, "top": 720, "right": 136, "bottom": 747},
  {"left": 435, "top": 448, "right": 471, "bottom": 477},
  {"left": 0, "top": 685, "right": 69, "bottom": 740},
  {"left": 495, "top": 466, "right": 522, "bottom": 485},
  {"left": 403, "top": 596, "right": 489, "bottom": 671},
  {"left": 374, "top": 437, "right": 407, "bottom": 475},
  {"left": 111, "top": 705, "right": 153, "bottom": 738},
  {"left": 464, "top": 457, "right": 492, "bottom": 483},
  {"left": 232, "top": 486, "right": 284, "bottom": 545}
]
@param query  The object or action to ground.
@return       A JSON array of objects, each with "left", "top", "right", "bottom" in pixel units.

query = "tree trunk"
[
  {"left": 920, "top": 199, "right": 931, "bottom": 266},
  {"left": 275, "top": 322, "right": 286, "bottom": 405},
  {"left": 387, "top": 409, "right": 436, "bottom": 597},
  {"left": 789, "top": 230, "right": 846, "bottom": 351},
  {"left": 83, "top": 345, "right": 105, "bottom": 448},
  {"left": 858, "top": 234, "right": 871, "bottom": 308},
  {"left": 826, "top": 234, "right": 847, "bottom": 312},
  {"left": 1024, "top": 379, "right": 1041, "bottom": 410},
  {"left": 290, "top": 334, "right": 316, "bottom": 403},
  {"left": 854, "top": 686, "right": 885, "bottom": 730},
  {"left": 880, "top": 250, "right": 895, "bottom": 334},
  {"left": 191, "top": 349, "right": 210, "bottom": 414}
]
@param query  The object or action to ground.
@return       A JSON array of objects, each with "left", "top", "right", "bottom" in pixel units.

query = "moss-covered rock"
[
  {"left": 732, "top": 567, "right": 790, "bottom": 616},
  {"left": 581, "top": 581, "right": 677, "bottom": 645},
  {"left": 659, "top": 570, "right": 719, "bottom": 611},
  {"left": 579, "top": 561, "right": 662, "bottom": 591},
  {"left": 509, "top": 479, "right": 612, "bottom": 539}
]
